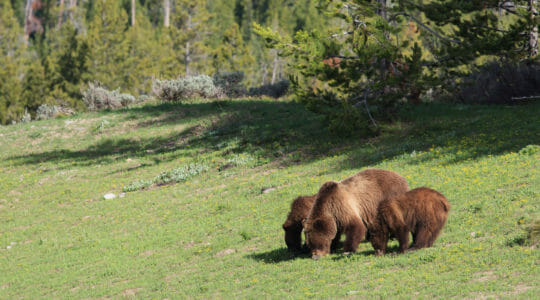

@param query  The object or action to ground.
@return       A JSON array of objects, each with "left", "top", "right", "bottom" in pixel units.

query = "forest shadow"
[
  {"left": 7, "top": 100, "right": 539, "bottom": 171},
  {"left": 6, "top": 123, "right": 204, "bottom": 169}
]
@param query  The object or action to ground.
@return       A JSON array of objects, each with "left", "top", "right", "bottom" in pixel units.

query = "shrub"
[
  {"left": 154, "top": 163, "right": 209, "bottom": 185},
  {"left": 213, "top": 72, "right": 246, "bottom": 98},
  {"left": 122, "top": 163, "right": 209, "bottom": 192},
  {"left": 247, "top": 80, "right": 289, "bottom": 98},
  {"left": 459, "top": 61, "right": 540, "bottom": 105},
  {"left": 152, "top": 75, "right": 217, "bottom": 102},
  {"left": 82, "top": 82, "right": 137, "bottom": 110},
  {"left": 20, "top": 109, "right": 32, "bottom": 123},
  {"left": 122, "top": 179, "right": 153, "bottom": 192},
  {"left": 35, "top": 104, "right": 59, "bottom": 120}
]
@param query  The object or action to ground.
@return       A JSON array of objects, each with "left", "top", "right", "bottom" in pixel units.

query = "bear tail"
[{"left": 318, "top": 181, "right": 339, "bottom": 197}]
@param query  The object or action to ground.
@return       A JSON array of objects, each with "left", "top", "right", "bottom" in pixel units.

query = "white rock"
[{"left": 103, "top": 193, "right": 116, "bottom": 200}]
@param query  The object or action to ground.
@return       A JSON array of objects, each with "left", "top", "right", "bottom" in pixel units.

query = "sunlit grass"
[{"left": 0, "top": 99, "right": 538, "bottom": 298}]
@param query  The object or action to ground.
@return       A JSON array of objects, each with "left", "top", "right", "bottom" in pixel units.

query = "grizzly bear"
[
  {"left": 303, "top": 169, "right": 409, "bottom": 259},
  {"left": 369, "top": 187, "right": 450, "bottom": 256},
  {"left": 282, "top": 195, "right": 342, "bottom": 253},
  {"left": 282, "top": 195, "right": 316, "bottom": 252}
]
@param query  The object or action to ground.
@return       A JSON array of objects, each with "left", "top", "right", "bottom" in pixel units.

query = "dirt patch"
[
  {"left": 183, "top": 241, "right": 210, "bottom": 249},
  {"left": 139, "top": 250, "right": 155, "bottom": 257},
  {"left": 508, "top": 284, "right": 532, "bottom": 295},
  {"left": 122, "top": 288, "right": 142, "bottom": 297},
  {"left": 215, "top": 248, "right": 236, "bottom": 257},
  {"left": 473, "top": 270, "right": 497, "bottom": 282},
  {"left": 469, "top": 284, "right": 533, "bottom": 299}
]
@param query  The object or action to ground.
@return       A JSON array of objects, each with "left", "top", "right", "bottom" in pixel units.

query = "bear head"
[{"left": 303, "top": 216, "right": 337, "bottom": 259}]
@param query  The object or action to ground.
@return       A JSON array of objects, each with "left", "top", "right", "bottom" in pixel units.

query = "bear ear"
[
  {"left": 313, "top": 219, "right": 327, "bottom": 231},
  {"left": 282, "top": 220, "right": 292, "bottom": 230},
  {"left": 318, "top": 181, "right": 338, "bottom": 196}
]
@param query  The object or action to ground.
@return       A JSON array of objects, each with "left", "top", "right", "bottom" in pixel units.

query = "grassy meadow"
[{"left": 0, "top": 98, "right": 539, "bottom": 298}]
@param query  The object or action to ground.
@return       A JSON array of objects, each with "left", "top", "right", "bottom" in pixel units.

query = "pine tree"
[
  {"left": 255, "top": 0, "right": 536, "bottom": 135},
  {"left": 210, "top": 22, "right": 254, "bottom": 75},
  {"left": 21, "top": 60, "right": 48, "bottom": 116},
  {"left": 0, "top": 0, "right": 26, "bottom": 124},
  {"left": 169, "top": 0, "right": 213, "bottom": 76},
  {"left": 124, "top": 7, "right": 169, "bottom": 94},
  {"left": 86, "top": 0, "right": 130, "bottom": 91},
  {"left": 53, "top": 24, "right": 90, "bottom": 107}
]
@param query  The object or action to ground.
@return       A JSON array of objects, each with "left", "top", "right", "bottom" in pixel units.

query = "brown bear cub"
[
  {"left": 283, "top": 195, "right": 343, "bottom": 253},
  {"left": 303, "top": 169, "right": 409, "bottom": 259},
  {"left": 370, "top": 187, "right": 450, "bottom": 256},
  {"left": 282, "top": 195, "right": 316, "bottom": 253}
]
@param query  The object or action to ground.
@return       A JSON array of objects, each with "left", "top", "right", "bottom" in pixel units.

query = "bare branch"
[
  {"left": 351, "top": 86, "right": 378, "bottom": 128},
  {"left": 469, "top": 25, "right": 511, "bottom": 33},
  {"left": 390, "top": 12, "right": 462, "bottom": 44},
  {"left": 511, "top": 95, "right": 540, "bottom": 100},
  {"left": 330, "top": 31, "right": 354, "bottom": 38}
]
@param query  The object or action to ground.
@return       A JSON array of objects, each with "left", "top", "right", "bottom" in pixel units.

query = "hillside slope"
[{"left": 0, "top": 99, "right": 539, "bottom": 298}]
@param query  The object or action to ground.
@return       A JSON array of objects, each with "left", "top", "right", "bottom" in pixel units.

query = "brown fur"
[
  {"left": 282, "top": 195, "right": 316, "bottom": 252},
  {"left": 303, "top": 169, "right": 410, "bottom": 259},
  {"left": 282, "top": 195, "right": 342, "bottom": 253},
  {"left": 370, "top": 187, "right": 450, "bottom": 256}
]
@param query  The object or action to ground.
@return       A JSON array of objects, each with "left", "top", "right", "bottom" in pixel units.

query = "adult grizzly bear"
[
  {"left": 282, "top": 195, "right": 342, "bottom": 253},
  {"left": 303, "top": 169, "right": 409, "bottom": 259},
  {"left": 369, "top": 187, "right": 450, "bottom": 256}
]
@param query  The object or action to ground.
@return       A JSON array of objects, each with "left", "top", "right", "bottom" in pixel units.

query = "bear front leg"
[
  {"left": 343, "top": 219, "right": 366, "bottom": 253},
  {"left": 330, "top": 229, "right": 342, "bottom": 252},
  {"left": 395, "top": 226, "right": 410, "bottom": 253},
  {"left": 369, "top": 231, "right": 388, "bottom": 256}
]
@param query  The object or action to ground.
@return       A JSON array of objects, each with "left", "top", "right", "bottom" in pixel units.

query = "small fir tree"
[{"left": 0, "top": 0, "right": 26, "bottom": 124}]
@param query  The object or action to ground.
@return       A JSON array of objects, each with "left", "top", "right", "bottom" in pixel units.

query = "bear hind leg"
[
  {"left": 426, "top": 225, "right": 443, "bottom": 247},
  {"left": 409, "top": 226, "right": 432, "bottom": 251}
]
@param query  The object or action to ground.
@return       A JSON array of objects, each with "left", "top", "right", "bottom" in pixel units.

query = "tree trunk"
[
  {"left": 529, "top": 0, "right": 538, "bottom": 58},
  {"left": 271, "top": 50, "right": 278, "bottom": 84},
  {"left": 69, "top": 0, "right": 77, "bottom": 23},
  {"left": 164, "top": 0, "right": 170, "bottom": 28},
  {"left": 185, "top": 13, "right": 192, "bottom": 75},
  {"left": 376, "top": 0, "right": 386, "bottom": 19},
  {"left": 131, "top": 0, "right": 136, "bottom": 26},
  {"left": 24, "top": 0, "right": 33, "bottom": 39},
  {"left": 261, "top": 63, "right": 268, "bottom": 85},
  {"left": 57, "top": 0, "right": 65, "bottom": 28}
]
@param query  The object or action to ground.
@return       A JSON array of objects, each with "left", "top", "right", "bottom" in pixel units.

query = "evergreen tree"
[
  {"left": 52, "top": 24, "right": 90, "bottom": 107},
  {"left": 0, "top": 0, "right": 26, "bottom": 124},
  {"left": 21, "top": 60, "right": 48, "bottom": 116},
  {"left": 210, "top": 23, "right": 255, "bottom": 75},
  {"left": 169, "top": 0, "right": 212, "bottom": 76},
  {"left": 255, "top": 0, "right": 535, "bottom": 135},
  {"left": 124, "top": 8, "right": 169, "bottom": 93},
  {"left": 86, "top": 0, "right": 131, "bottom": 91}
]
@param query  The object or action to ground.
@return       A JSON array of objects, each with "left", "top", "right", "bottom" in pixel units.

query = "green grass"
[{"left": 0, "top": 99, "right": 539, "bottom": 298}]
